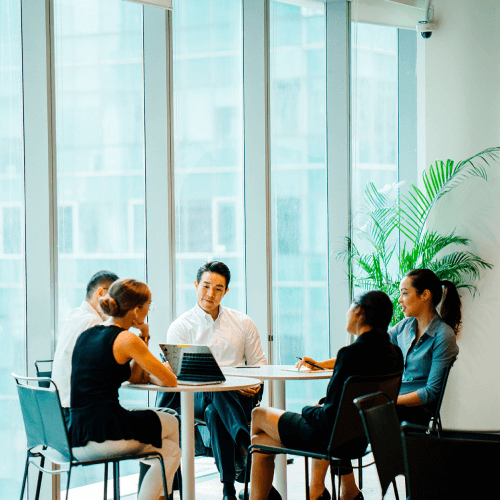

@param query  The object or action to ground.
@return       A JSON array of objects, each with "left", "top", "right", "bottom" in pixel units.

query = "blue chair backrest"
[{"left": 14, "top": 375, "right": 72, "bottom": 462}]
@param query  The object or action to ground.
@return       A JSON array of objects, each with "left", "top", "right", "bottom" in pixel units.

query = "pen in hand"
[{"left": 296, "top": 357, "right": 325, "bottom": 370}]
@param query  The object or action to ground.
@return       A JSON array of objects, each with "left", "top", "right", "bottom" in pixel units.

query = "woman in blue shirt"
[{"left": 390, "top": 268, "right": 460, "bottom": 425}]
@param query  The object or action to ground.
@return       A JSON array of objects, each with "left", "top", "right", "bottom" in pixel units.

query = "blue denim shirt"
[{"left": 388, "top": 314, "right": 458, "bottom": 405}]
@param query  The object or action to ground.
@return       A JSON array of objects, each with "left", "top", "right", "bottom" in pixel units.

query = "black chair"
[
  {"left": 13, "top": 374, "right": 170, "bottom": 500},
  {"left": 34, "top": 360, "right": 53, "bottom": 388},
  {"left": 354, "top": 392, "right": 404, "bottom": 499},
  {"left": 244, "top": 371, "right": 403, "bottom": 500},
  {"left": 401, "top": 422, "right": 500, "bottom": 499},
  {"left": 428, "top": 357, "right": 456, "bottom": 432}
]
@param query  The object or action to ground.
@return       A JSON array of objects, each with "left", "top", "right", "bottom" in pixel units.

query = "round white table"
[
  {"left": 222, "top": 365, "right": 332, "bottom": 500},
  {"left": 124, "top": 376, "right": 261, "bottom": 500}
]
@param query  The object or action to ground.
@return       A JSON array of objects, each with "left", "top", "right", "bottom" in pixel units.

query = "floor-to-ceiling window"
[
  {"left": 173, "top": 0, "right": 245, "bottom": 316},
  {"left": 270, "top": 0, "right": 328, "bottom": 411},
  {"left": 351, "top": 23, "right": 399, "bottom": 215},
  {"left": 350, "top": 22, "right": 416, "bottom": 276},
  {"left": 0, "top": 0, "right": 26, "bottom": 497},
  {"left": 54, "top": 0, "right": 146, "bottom": 493}
]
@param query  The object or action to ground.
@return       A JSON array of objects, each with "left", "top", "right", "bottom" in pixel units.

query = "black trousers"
[
  {"left": 396, "top": 404, "right": 433, "bottom": 426},
  {"left": 194, "top": 390, "right": 256, "bottom": 483}
]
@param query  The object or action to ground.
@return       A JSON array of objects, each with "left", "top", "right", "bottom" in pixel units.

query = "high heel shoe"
[{"left": 316, "top": 489, "right": 331, "bottom": 500}]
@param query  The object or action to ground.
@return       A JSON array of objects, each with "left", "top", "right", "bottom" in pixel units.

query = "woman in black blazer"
[{"left": 249, "top": 291, "right": 404, "bottom": 500}]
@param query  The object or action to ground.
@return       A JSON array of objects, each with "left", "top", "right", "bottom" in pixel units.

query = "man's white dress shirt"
[
  {"left": 167, "top": 303, "right": 267, "bottom": 367},
  {"left": 52, "top": 301, "right": 103, "bottom": 407}
]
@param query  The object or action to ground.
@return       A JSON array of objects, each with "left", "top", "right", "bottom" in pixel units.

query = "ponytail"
[{"left": 439, "top": 279, "right": 462, "bottom": 334}]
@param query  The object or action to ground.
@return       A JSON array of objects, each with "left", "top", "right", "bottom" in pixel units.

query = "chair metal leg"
[
  {"left": 304, "top": 457, "right": 310, "bottom": 500},
  {"left": 65, "top": 467, "right": 72, "bottom": 500},
  {"left": 176, "top": 466, "right": 183, "bottom": 500},
  {"left": 358, "top": 456, "right": 363, "bottom": 490},
  {"left": 19, "top": 458, "right": 30, "bottom": 500},
  {"left": 103, "top": 463, "right": 108, "bottom": 500},
  {"left": 329, "top": 461, "right": 337, "bottom": 500},
  {"left": 34, "top": 456, "right": 45, "bottom": 500},
  {"left": 336, "top": 464, "right": 341, "bottom": 500},
  {"left": 392, "top": 479, "right": 400, "bottom": 500},
  {"left": 113, "top": 462, "right": 120, "bottom": 500},
  {"left": 157, "top": 456, "right": 169, "bottom": 499},
  {"left": 243, "top": 449, "right": 252, "bottom": 500}
]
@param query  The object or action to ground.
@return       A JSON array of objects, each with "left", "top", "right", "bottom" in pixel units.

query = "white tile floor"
[
  {"left": 188, "top": 455, "right": 406, "bottom": 500},
  {"left": 64, "top": 454, "right": 407, "bottom": 500}
]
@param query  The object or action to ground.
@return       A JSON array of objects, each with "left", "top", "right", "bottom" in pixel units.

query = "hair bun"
[{"left": 100, "top": 297, "right": 120, "bottom": 316}]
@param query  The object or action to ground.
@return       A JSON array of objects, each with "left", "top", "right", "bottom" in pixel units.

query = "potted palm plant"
[{"left": 342, "top": 147, "right": 500, "bottom": 324}]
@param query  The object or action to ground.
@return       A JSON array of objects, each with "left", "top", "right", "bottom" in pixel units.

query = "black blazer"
[{"left": 301, "top": 329, "right": 404, "bottom": 432}]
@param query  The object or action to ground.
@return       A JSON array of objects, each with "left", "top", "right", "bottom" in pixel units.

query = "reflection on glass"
[
  {"left": 54, "top": 0, "right": 145, "bottom": 491},
  {"left": 0, "top": 0, "right": 26, "bottom": 497},
  {"left": 173, "top": 0, "right": 245, "bottom": 315},
  {"left": 351, "top": 22, "right": 399, "bottom": 279},
  {"left": 270, "top": 0, "right": 328, "bottom": 412},
  {"left": 351, "top": 23, "right": 398, "bottom": 216}
]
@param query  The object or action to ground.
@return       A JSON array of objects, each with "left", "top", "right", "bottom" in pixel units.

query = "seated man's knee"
[{"left": 203, "top": 403, "right": 221, "bottom": 425}]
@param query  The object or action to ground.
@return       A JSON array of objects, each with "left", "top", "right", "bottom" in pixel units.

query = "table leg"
[
  {"left": 273, "top": 379, "right": 287, "bottom": 500},
  {"left": 181, "top": 391, "right": 195, "bottom": 500}
]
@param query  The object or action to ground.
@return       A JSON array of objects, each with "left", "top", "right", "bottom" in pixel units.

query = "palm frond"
[{"left": 397, "top": 147, "right": 500, "bottom": 243}]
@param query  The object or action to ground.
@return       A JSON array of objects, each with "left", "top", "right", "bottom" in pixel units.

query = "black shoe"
[
  {"left": 317, "top": 489, "right": 331, "bottom": 500},
  {"left": 353, "top": 493, "right": 364, "bottom": 500},
  {"left": 238, "top": 486, "right": 282, "bottom": 500}
]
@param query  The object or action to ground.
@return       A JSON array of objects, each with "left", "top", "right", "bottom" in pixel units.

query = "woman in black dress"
[
  {"left": 249, "top": 291, "right": 403, "bottom": 500},
  {"left": 69, "top": 278, "right": 180, "bottom": 500}
]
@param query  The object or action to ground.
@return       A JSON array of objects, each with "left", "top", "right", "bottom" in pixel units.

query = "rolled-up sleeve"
[
  {"left": 416, "top": 331, "right": 458, "bottom": 404},
  {"left": 243, "top": 318, "right": 268, "bottom": 366}
]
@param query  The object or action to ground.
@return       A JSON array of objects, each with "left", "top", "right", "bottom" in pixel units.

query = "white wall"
[{"left": 421, "top": 0, "right": 500, "bottom": 428}]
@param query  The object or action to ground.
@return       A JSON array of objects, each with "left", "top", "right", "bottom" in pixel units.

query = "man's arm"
[
  {"left": 243, "top": 317, "right": 268, "bottom": 366},
  {"left": 166, "top": 317, "right": 190, "bottom": 344}
]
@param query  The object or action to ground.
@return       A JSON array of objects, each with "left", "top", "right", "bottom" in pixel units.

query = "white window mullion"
[
  {"left": 21, "top": 0, "right": 58, "bottom": 373},
  {"left": 143, "top": 6, "right": 176, "bottom": 337},
  {"left": 326, "top": 0, "right": 352, "bottom": 355}
]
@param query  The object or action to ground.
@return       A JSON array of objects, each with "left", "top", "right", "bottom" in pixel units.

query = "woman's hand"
[
  {"left": 295, "top": 356, "right": 322, "bottom": 371},
  {"left": 133, "top": 321, "right": 150, "bottom": 346}
]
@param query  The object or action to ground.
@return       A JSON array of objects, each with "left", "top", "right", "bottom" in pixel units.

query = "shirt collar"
[
  {"left": 194, "top": 302, "right": 224, "bottom": 323},
  {"left": 353, "top": 329, "right": 388, "bottom": 344},
  {"left": 408, "top": 313, "right": 441, "bottom": 339},
  {"left": 81, "top": 300, "right": 102, "bottom": 320}
]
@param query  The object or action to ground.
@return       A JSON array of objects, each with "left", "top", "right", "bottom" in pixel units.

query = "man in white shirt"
[
  {"left": 52, "top": 270, "right": 119, "bottom": 414},
  {"left": 164, "top": 261, "right": 267, "bottom": 500}
]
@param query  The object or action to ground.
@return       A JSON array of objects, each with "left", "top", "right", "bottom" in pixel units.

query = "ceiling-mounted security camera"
[{"left": 416, "top": 20, "right": 436, "bottom": 39}]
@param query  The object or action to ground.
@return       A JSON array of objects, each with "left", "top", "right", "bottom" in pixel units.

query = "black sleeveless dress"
[{"left": 69, "top": 325, "right": 162, "bottom": 449}]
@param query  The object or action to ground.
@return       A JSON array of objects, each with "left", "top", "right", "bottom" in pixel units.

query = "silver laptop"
[{"left": 159, "top": 344, "right": 226, "bottom": 386}]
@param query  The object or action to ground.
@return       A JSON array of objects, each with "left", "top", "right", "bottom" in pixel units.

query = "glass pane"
[
  {"left": 54, "top": 0, "right": 146, "bottom": 493},
  {"left": 173, "top": 0, "right": 245, "bottom": 315},
  {"left": 0, "top": 0, "right": 27, "bottom": 497},
  {"left": 270, "top": 0, "right": 328, "bottom": 412},
  {"left": 350, "top": 23, "right": 400, "bottom": 289},
  {"left": 351, "top": 23, "right": 399, "bottom": 224}
]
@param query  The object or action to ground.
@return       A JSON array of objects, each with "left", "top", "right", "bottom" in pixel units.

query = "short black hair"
[
  {"left": 86, "top": 270, "right": 119, "bottom": 299},
  {"left": 196, "top": 261, "right": 231, "bottom": 289},
  {"left": 351, "top": 290, "right": 393, "bottom": 333}
]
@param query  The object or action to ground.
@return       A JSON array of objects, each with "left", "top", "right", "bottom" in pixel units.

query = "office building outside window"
[
  {"left": 173, "top": 0, "right": 245, "bottom": 316},
  {"left": 270, "top": 0, "right": 329, "bottom": 411},
  {"left": 0, "top": 0, "right": 26, "bottom": 496},
  {"left": 54, "top": 0, "right": 146, "bottom": 492}
]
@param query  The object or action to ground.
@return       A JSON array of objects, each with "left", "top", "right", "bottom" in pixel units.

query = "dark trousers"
[
  {"left": 396, "top": 404, "right": 433, "bottom": 426},
  {"left": 194, "top": 390, "right": 255, "bottom": 483}
]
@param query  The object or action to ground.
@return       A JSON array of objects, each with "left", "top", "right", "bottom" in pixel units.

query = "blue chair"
[{"left": 13, "top": 374, "right": 170, "bottom": 500}]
